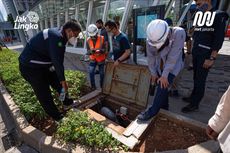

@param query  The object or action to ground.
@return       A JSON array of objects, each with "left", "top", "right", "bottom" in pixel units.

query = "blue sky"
[{"left": 0, "top": 0, "right": 7, "bottom": 21}]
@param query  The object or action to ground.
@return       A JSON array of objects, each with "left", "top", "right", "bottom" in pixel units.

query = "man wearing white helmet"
[
  {"left": 137, "top": 19, "right": 186, "bottom": 121},
  {"left": 87, "top": 24, "right": 107, "bottom": 90}
]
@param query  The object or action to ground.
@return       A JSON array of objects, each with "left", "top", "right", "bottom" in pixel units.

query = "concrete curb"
[{"left": 0, "top": 80, "right": 220, "bottom": 153}]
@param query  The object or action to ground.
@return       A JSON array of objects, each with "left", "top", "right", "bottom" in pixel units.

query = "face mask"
[
  {"left": 68, "top": 37, "right": 77, "bottom": 46},
  {"left": 147, "top": 39, "right": 164, "bottom": 49},
  {"left": 158, "top": 38, "right": 169, "bottom": 52},
  {"left": 108, "top": 32, "right": 114, "bottom": 36},
  {"left": 197, "top": 3, "right": 209, "bottom": 12}
]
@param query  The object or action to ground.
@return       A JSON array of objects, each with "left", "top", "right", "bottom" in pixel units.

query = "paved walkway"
[
  {"left": 169, "top": 40, "right": 230, "bottom": 123},
  {"left": 0, "top": 99, "right": 38, "bottom": 153}
]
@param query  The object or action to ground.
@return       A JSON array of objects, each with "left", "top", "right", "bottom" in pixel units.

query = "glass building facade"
[{"left": 29, "top": 0, "right": 193, "bottom": 54}]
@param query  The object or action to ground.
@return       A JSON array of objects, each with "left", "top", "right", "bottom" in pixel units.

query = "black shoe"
[
  {"left": 91, "top": 86, "right": 96, "bottom": 91},
  {"left": 54, "top": 113, "right": 64, "bottom": 122},
  {"left": 63, "top": 101, "right": 79, "bottom": 111},
  {"left": 182, "top": 97, "right": 192, "bottom": 103},
  {"left": 181, "top": 104, "right": 199, "bottom": 113},
  {"left": 63, "top": 97, "right": 74, "bottom": 106},
  {"left": 187, "top": 66, "right": 193, "bottom": 71}
]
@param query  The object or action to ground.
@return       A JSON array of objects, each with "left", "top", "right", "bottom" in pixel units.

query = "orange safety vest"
[{"left": 87, "top": 35, "right": 106, "bottom": 63}]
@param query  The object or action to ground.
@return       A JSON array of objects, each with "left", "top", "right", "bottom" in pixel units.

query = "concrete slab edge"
[{"left": 159, "top": 109, "right": 207, "bottom": 132}]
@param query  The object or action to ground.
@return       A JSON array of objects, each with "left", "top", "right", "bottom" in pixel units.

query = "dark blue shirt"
[
  {"left": 112, "top": 32, "right": 131, "bottom": 61},
  {"left": 193, "top": 10, "right": 229, "bottom": 55},
  {"left": 19, "top": 28, "right": 67, "bottom": 81},
  {"left": 100, "top": 27, "right": 108, "bottom": 42}
]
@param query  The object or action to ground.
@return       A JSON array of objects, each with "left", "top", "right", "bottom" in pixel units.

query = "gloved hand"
[
  {"left": 91, "top": 50, "right": 96, "bottom": 54},
  {"left": 96, "top": 50, "right": 105, "bottom": 54},
  {"left": 100, "top": 50, "right": 105, "bottom": 54}
]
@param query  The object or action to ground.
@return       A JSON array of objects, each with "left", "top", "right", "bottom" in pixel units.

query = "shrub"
[
  {"left": 56, "top": 110, "right": 128, "bottom": 151},
  {"left": 0, "top": 49, "right": 86, "bottom": 120}
]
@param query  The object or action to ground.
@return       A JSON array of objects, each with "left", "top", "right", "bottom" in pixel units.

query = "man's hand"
[
  {"left": 90, "top": 50, "right": 96, "bottom": 54},
  {"left": 114, "top": 60, "right": 120, "bottom": 67},
  {"left": 151, "top": 75, "right": 158, "bottom": 83},
  {"left": 203, "top": 59, "right": 214, "bottom": 69},
  {"left": 157, "top": 76, "right": 169, "bottom": 89},
  {"left": 206, "top": 125, "right": 219, "bottom": 140},
  {"left": 61, "top": 81, "right": 68, "bottom": 92}
]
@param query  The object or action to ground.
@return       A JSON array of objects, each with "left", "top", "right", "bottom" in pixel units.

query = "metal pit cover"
[{"left": 102, "top": 62, "right": 151, "bottom": 108}]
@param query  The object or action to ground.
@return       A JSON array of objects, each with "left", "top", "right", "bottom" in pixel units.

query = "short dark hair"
[
  {"left": 96, "top": 19, "right": 103, "bottom": 25},
  {"left": 63, "top": 19, "right": 82, "bottom": 32},
  {"left": 105, "top": 20, "right": 117, "bottom": 29}
]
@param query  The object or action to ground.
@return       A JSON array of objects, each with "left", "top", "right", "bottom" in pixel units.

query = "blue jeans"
[
  {"left": 88, "top": 62, "right": 105, "bottom": 88},
  {"left": 146, "top": 73, "right": 175, "bottom": 117}
]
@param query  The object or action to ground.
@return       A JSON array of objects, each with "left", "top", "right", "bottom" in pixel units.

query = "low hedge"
[{"left": 0, "top": 49, "right": 86, "bottom": 119}]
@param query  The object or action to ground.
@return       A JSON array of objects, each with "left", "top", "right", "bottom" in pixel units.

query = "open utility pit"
[
  {"left": 80, "top": 95, "right": 155, "bottom": 149},
  {"left": 77, "top": 62, "right": 209, "bottom": 151},
  {"left": 77, "top": 62, "right": 153, "bottom": 149},
  {"left": 88, "top": 96, "right": 140, "bottom": 127}
]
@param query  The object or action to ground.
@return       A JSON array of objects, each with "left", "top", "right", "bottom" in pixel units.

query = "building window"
[
  {"left": 90, "top": 0, "right": 105, "bottom": 24},
  {"left": 53, "top": 15, "right": 57, "bottom": 27},
  {"left": 107, "top": 0, "right": 126, "bottom": 23},
  {"left": 125, "top": 0, "right": 155, "bottom": 43},
  {"left": 68, "top": 6, "right": 76, "bottom": 19},
  {"left": 78, "top": 2, "right": 89, "bottom": 31},
  {"left": 59, "top": 12, "right": 65, "bottom": 27},
  {"left": 66, "top": 2, "right": 89, "bottom": 48}
]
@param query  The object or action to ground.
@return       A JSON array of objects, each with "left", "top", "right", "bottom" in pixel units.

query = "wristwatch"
[
  {"left": 117, "top": 59, "right": 122, "bottom": 63},
  {"left": 209, "top": 56, "right": 216, "bottom": 61}
]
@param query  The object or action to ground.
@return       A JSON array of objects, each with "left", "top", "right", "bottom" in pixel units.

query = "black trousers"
[
  {"left": 19, "top": 63, "right": 72, "bottom": 121},
  {"left": 191, "top": 49, "right": 211, "bottom": 107}
]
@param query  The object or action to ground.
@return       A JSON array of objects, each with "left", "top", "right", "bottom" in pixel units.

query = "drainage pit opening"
[{"left": 89, "top": 96, "right": 140, "bottom": 128}]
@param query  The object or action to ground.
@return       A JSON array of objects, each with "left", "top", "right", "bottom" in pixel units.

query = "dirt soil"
[
  {"left": 29, "top": 117, "right": 57, "bottom": 136},
  {"left": 133, "top": 116, "right": 209, "bottom": 152}
]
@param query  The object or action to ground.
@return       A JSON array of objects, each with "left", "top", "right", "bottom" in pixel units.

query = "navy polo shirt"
[{"left": 19, "top": 28, "right": 67, "bottom": 81}]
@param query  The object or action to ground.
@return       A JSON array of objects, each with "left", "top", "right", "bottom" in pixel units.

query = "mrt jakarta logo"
[
  {"left": 14, "top": 11, "right": 39, "bottom": 31},
  {"left": 193, "top": 11, "right": 216, "bottom": 31}
]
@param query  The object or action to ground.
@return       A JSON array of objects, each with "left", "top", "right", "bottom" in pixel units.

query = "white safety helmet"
[
  {"left": 146, "top": 19, "right": 170, "bottom": 49},
  {"left": 87, "top": 24, "right": 98, "bottom": 37}
]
